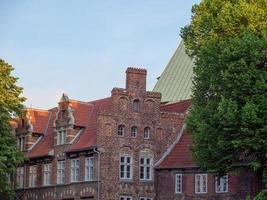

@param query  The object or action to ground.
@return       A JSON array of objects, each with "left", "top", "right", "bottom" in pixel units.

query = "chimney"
[{"left": 126, "top": 67, "right": 147, "bottom": 92}]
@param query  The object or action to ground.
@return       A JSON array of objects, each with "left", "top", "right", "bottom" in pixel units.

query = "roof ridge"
[{"left": 26, "top": 108, "right": 50, "bottom": 113}]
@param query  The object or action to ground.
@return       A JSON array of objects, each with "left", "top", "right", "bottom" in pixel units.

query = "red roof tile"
[
  {"left": 160, "top": 99, "right": 192, "bottom": 113},
  {"left": 27, "top": 97, "right": 112, "bottom": 158},
  {"left": 68, "top": 97, "right": 112, "bottom": 153},
  {"left": 158, "top": 131, "right": 196, "bottom": 169},
  {"left": 27, "top": 109, "right": 51, "bottom": 134}
]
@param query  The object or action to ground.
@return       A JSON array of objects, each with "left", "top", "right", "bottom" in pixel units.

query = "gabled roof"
[
  {"left": 157, "top": 131, "right": 196, "bottom": 169},
  {"left": 26, "top": 98, "right": 112, "bottom": 159},
  {"left": 26, "top": 109, "right": 51, "bottom": 134},
  {"left": 153, "top": 41, "right": 194, "bottom": 103},
  {"left": 160, "top": 99, "right": 192, "bottom": 113}
]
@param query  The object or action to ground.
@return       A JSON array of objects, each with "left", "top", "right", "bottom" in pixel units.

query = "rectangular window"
[
  {"left": 57, "top": 161, "right": 65, "bottom": 184},
  {"left": 195, "top": 174, "right": 207, "bottom": 194},
  {"left": 17, "top": 167, "right": 24, "bottom": 189},
  {"left": 57, "top": 130, "right": 67, "bottom": 145},
  {"left": 29, "top": 165, "right": 37, "bottom": 187},
  {"left": 43, "top": 163, "right": 51, "bottom": 186},
  {"left": 18, "top": 137, "right": 25, "bottom": 151},
  {"left": 215, "top": 175, "right": 228, "bottom": 193},
  {"left": 120, "top": 196, "right": 132, "bottom": 200},
  {"left": 85, "top": 157, "right": 94, "bottom": 181},
  {"left": 175, "top": 174, "right": 182, "bottom": 193},
  {"left": 120, "top": 156, "right": 132, "bottom": 180},
  {"left": 140, "top": 198, "right": 152, "bottom": 200},
  {"left": 71, "top": 159, "right": 80, "bottom": 182},
  {"left": 140, "top": 157, "right": 153, "bottom": 181}
]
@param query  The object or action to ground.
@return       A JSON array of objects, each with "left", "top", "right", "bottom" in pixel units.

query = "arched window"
[
  {"left": 133, "top": 99, "right": 140, "bottom": 112},
  {"left": 144, "top": 127, "right": 150, "bottom": 139},
  {"left": 131, "top": 126, "right": 138, "bottom": 138},
  {"left": 118, "top": 125, "right": 125, "bottom": 136}
]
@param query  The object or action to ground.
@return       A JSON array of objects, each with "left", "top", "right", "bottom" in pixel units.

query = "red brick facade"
[{"left": 13, "top": 68, "right": 254, "bottom": 200}]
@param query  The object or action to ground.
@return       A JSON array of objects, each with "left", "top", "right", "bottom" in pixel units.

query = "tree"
[
  {"left": 181, "top": 0, "right": 267, "bottom": 197},
  {"left": 0, "top": 59, "right": 25, "bottom": 198}
]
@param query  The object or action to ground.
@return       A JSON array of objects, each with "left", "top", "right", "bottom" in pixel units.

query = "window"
[
  {"left": 131, "top": 126, "right": 137, "bottom": 138},
  {"left": 29, "top": 165, "right": 37, "bottom": 187},
  {"left": 120, "top": 156, "right": 132, "bottom": 180},
  {"left": 118, "top": 125, "right": 125, "bottom": 137},
  {"left": 140, "top": 198, "right": 152, "bottom": 200},
  {"left": 140, "top": 157, "right": 153, "bottom": 181},
  {"left": 195, "top": 174, "right": 207, "bottom": 194},
  {"left": 120, "top": 196, "right": 132, "bottom": 200},
  {"left": 57, "top": 130, "right": 67, "bottom": 145},
  {"left": 71, "top": 159, "right": 80, "bottom": 182},
  {"left": 57, "top": 161, "right": 65, "bottom": 184},
  {"left": 215, "top": 175, "right": 228, "bottom": 193},
  {"left": 17, "top": 167, "right": 24, "bottom": 189},
  {"left": 18, "top": 137, "right": 25, "bottom": 151},
  {"left": 85, "top": 157, "right": 94, "bottom": 181},
  {"left": 43, "top": 163, "right": 51, "bottom": 186},
  {"left": 175, "top": 174, "right": 182, "bottom": 193},
  {"left": 144, "top": 127, "right": 150, "bottom": 139},
  {"left": 133, "top": 99, "right": 140, "bottom": 112}
]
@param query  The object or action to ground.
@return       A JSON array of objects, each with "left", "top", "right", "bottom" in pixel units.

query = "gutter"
[{"left": 93, "top": 147, "right": 101, "bottom": 200}]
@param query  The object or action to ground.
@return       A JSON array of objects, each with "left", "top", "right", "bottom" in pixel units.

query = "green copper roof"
[{"left": 153, "top": 41, "right": 194, "bottom": 103}]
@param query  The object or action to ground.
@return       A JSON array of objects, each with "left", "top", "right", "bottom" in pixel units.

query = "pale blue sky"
[{"left": 0, "top": 0, "right": 199, "bottom": 109}]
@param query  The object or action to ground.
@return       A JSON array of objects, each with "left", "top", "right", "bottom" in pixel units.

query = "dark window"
[
  {"left": 118, "top": 125, "right": 125, "bottom": 136},
  {"left": 133, "top": 99, "right": 140, "bottom": 112},
  {"left": 131, "top": 126, "right": 137, "bottom": 138},
  {"left": 144, "top": 127, "right": 150, "bottom": 139}
]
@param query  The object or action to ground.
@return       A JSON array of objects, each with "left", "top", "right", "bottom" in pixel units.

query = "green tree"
[
  {"left": 0, "top": 59, "right": 25, "bottom": 198},
  {"left": 181, "top": 0, "right": 267, "bottom": 198}
]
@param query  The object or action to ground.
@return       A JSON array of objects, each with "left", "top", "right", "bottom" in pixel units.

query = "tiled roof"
[
  {"left": 67, "top": 97, "right": 112, "bottom": 153},
  {"left": 153, "top": 41, "right": 194, "bottom": 103},
  {"left": 27, "top": 98, "right": 112, "bottom": 159},
  {"left": 27, "top": 109, "right": 51, "bottom": 134},
  {"left": 157, "top": 131, "right": 196, "bottom": 169},
  {"left": 160, "top": 99, "right": 192, "bottom": 113}
]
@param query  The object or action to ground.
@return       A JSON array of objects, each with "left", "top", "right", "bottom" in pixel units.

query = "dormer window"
[
  {"left": 133, "top": 99, "right": 140, "bottom": 112},
  {"left": 57, "top": 130, "right": 67, "bottom": 145},
  {"left": 17, "top": 137, "right": 25, "bottom": 151}
]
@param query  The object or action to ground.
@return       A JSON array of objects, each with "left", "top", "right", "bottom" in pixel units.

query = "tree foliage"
[
  {"left": 0, "top": 59, "right": 25, "bottom": 198},
  {"left": 181, "top": 0, "right": 267, "bottom": 197}
]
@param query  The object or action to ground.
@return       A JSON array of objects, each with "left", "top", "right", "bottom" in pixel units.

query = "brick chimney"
[{"left": 126, "top": 67, "right": 147, "bottom": 92}]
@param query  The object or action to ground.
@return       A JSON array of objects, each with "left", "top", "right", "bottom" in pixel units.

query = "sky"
[{"left": 0, "top": 0, "right": 200, "bottom": 109}]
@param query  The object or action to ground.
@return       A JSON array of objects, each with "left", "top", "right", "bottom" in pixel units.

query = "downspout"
[{"left": 93, "top": 147, "right": 100, "bottom": 200}]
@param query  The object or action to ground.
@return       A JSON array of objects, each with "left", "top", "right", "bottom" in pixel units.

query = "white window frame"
[
  {"left": 57, "top": 130, "right": 67, "bottom": 145},
  {"left": 175, "top": 174, "right": 182, "bottom": 193},
  {"left": 18, "top": 137, "right": 25, "bottom": 151},
  {"left": 140, "top": 156, "right": 153, "bottom": 181},
  {"left": 120, "top": 155, "right": 133, "bottom": 180},
  {"left": 28, "top": 165, "right": 37, "bottom": 188},
  {"left": 120, "top": 196, "right": 132, "bottom": 200},
  {"left": 118, "top": 125, "right": 125, "bottom": 137},
  {"left": 144, "top": 127, "right": 150, "bottom": 139},
  {"left": 71, "top": 159, "right": 80, "bottom": 182},
  {"left": 43, "top": 163, "right": 51, "bottom": 186},
  {"left": 131, "top": 126, "right": 137, "bottom": 138},
  {"left": 195, "top": 174, "right": 208, "bottom": 194},
  {"left": 17, "top": 167, "right": 24, "bottom": 189},
  {"left": 140, "top": 197, "right": 152, "bottom": 200},
  {"left": 85, "top": 157, "right": 94, "bottom": 181},
  {"left": 57, "top": 161, "right": 65, "bottom": 184},
  {"left": 215, "top": 175, "right": 228, "bottom": 193}
]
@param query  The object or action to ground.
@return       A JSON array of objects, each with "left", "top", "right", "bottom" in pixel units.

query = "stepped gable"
[
  {"left": 160, "top": 99, "right": 192, "bottom": 113},
  {"left": 67, "top": 97, "right": 112, "bottom": 153},
  {"left": 26, "top": 99, "right": 95, "bottom": 159},
  {"left": 158, "top": 131, "right": 196, "bottom": 169}
]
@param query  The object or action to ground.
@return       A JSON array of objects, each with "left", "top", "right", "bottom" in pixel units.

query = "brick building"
[{"left": 13, "top": 67, "right": 254, "bottom": 200}]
